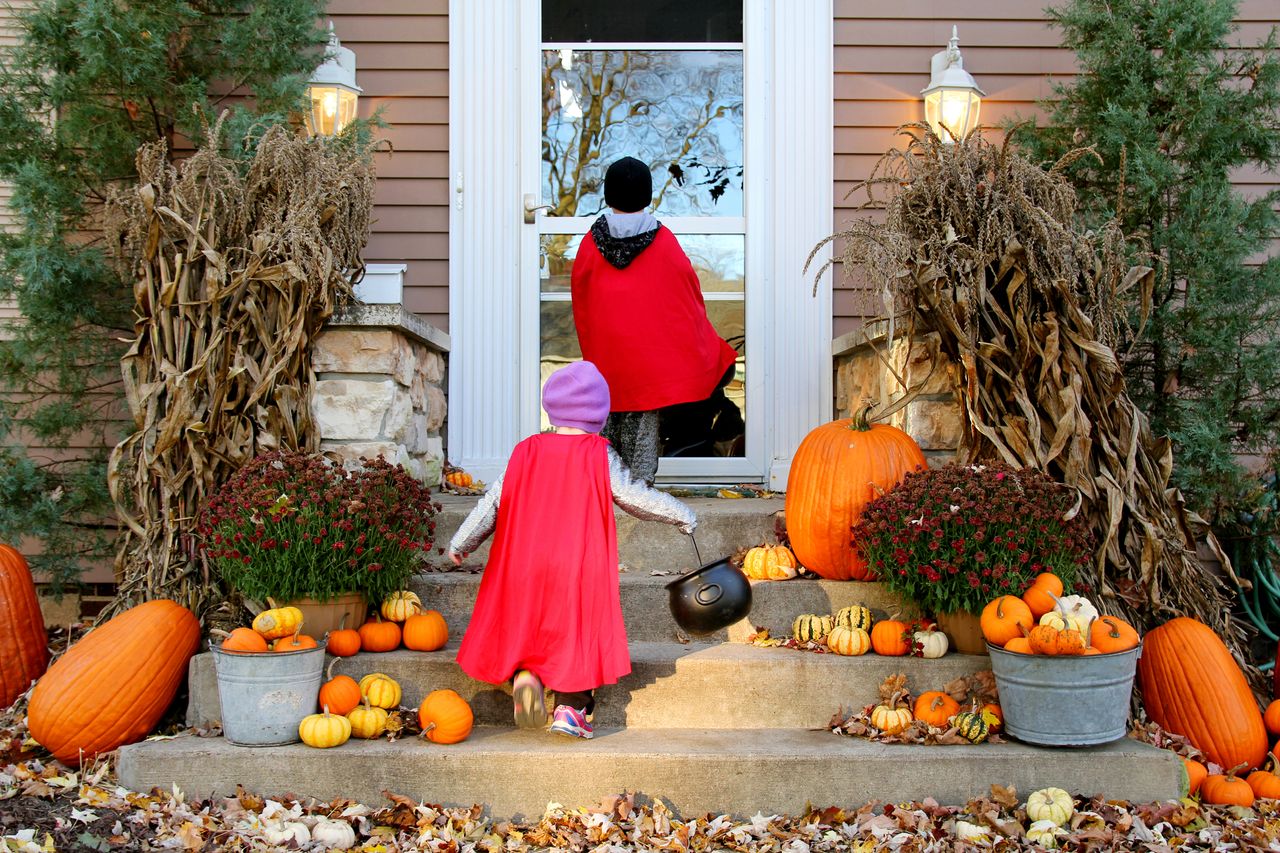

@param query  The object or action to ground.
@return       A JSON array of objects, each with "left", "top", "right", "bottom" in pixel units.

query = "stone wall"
[
  {"left": 833, "top": 327, "right": 963, "bottom": 466},
  {"left": 310, "top": 304, "right": 450, "bottom": 485}
]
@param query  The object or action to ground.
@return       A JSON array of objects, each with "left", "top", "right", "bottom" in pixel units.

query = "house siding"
[
  {"left": 0, "top": 0, "right": 28, "bottom": 323},
  {"left": 328, "top": 0, "right": 451, "bottom": 329},
  {"left": 832, "top": 0, "right": 1280, "bottom": 336}
]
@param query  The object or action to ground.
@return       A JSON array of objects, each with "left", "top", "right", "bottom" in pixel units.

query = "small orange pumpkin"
[
  {"left": 870, "top": 617, "right": 910, "bottom": 656},
  {"left": 980, "top": 595, "right": 1033, "bottom": 647},
  {"left": 1201, "top": 765, "right": 1255, "bottom": 807},
  {"left": 1264, "top": 700, "right": 1280, "bottom": 737},
  {"left": 1247, "top": 762, "right": 1280, "bottom": 800},
  {"left": 913, "top": 691, "right": 960, "bottom": 728},
  {"left": 326, "top": 614, "right": 362, "bottom": 658},
  {"left": 402, "top": 610, "right": 449, "bottom": 652},
  {"left": 981, "top": 702, "right": 1003, "bottom": 733},
  {"left": 317, "top": 659, "right": 362, "bottom": 716},
  {"left": 1004, "top": 636, "right": 1033, "bottom": 654},
  {"left": 1090, "top": 615, "right": 1140, "bottom": 654},
  {"left": 272, "top": 630, "right": 318, "bottom": 652},
  {"left": 359, "top": 614, "right": 402, "bottom": 652},
  {"left": 419, "top": 688, "right": 474, "bottom": 744},
  {"left": 1185, "top": 757, "right": 1208, "bottom": 796},
  {"left": 220, "top": 627, "right": 268, "bottom": 653},
  {"left": 1027, "top": 624, "right": 1064, "bottom": 655},
  {"left": 741, "top": 544, "right": 799, "bottom": 581},
  {"left": 1022, "top": 573, "right": 1063, "bottom": 620}
]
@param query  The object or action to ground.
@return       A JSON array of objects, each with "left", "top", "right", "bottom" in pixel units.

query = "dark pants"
[
  {"left": 602, "top": 410, "right": 660, "bottom": 484},
  {"left": 555, "top": 688, "right": 596, "bottom": 716}
]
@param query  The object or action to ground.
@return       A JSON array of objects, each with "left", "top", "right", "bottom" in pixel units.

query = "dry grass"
[
  {"left": 813, "top": 125, "right": 1256, "bottom": 689},
  {"left": 100, "top": 118, "right": 376, "bottom": 621}
]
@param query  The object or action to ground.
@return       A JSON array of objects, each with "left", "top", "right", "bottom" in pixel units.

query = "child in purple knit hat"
[{"left": 449, "top": 361, "right": 696, "bottom": 738}]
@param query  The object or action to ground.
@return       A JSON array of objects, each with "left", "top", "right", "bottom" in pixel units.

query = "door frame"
[{"left": 450, "top": 0, "right": 832, "bottom": 488}]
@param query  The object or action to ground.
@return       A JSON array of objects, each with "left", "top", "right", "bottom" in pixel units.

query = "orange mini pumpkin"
[
  {"left": 419, "top": 688, "right": 474, "bottom": 744},
  {"left": 1247, "top": 763, "right": 1280, "bottom": 800},
  {"left": 980, "top": 596, "right": 1033, "bottom": 647},
  {"left": 1184, "top": 757, "right": 1208, "bottom": 796},
  {"left": 359, "top": 614, "right": 402, "bottom": 652},
  {"left": 785, "top": 406, "right": 927, "bottom": 580},
  {"left": 326, "top": 614, "right": 362, "bottom": 658},
  {"left": 1090, "top": 615, "right": 1140, "bottom": 654},
  {"left": 1201, "top": 768, "right": 1255, "bottom": 807},
  {"left": 317, "top": 660, "right": 362, "bottom": 717},
  {"left": 272, "top": 631, "right": 318, "bottom": 652},
  {"left": 220, "top": 627, "right": 268, "bottom": 653},
  {"left": 1022, "top": 573, "right": 1063, "bottom": 620},
  {"left": 870, "top": 618, "right": 911, "bottom": 656},
  {"left": 403, "top": 610, "right": 449, "bottom": 652},
  {"left": 1004, "top": 636, "right": 1033, "bottom": 654},
  {"left": 913, "top": 691, "right": 960, "bottom": 728},
  {"left": 1264, "top": 700, "right": 1280, "bottom": 737}
]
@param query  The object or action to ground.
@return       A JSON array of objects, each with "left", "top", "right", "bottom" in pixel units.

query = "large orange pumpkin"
[
  {"left": 0, "top": 544, "right": 50, "bottom": 710},
  {"left": 1138, "top": 617, "right": 1268, "bottom": 772},
  {"left": 28, "top": 599, "right": 200, "bottom": 765},
  {"left": 784, "top": 406, "right": 926, "bottom": 580}
]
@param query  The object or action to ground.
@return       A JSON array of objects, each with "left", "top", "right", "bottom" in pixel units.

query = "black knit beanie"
[{"left": 603, "top": 157, "right": 653, "bottom": 213}]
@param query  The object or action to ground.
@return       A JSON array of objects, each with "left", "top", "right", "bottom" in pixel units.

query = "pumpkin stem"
[
  {"left": 1228, "top": 761, "right": 1249, "bottom": 779},
  {"left": 209, "top": 628, "right": 230, "bottom": 639},
  {"left": 267, "top": 597, "right": 279, "bottom": 610},
  {"left": 322, "top": 704, "right": 331, "bottom": 718},
  {"left": 851, "top": 401, "right": 877, "bottom": 431}
]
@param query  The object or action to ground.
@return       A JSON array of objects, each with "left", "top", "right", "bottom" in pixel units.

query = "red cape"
[
  {"left": 571, "top": 226, "right": 738, "bottom": 411},
  {"left": 455, "top": 433, "right": 630, "bottom": 692}
]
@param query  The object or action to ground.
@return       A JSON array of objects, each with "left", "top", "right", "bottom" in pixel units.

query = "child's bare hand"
[{"left": 449, "top": 551, "right": 464, "bottom": 566}]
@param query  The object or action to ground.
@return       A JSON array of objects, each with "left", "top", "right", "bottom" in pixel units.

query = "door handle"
[{"left": 523, "top": 193, "right": 553, "bottom": 224}]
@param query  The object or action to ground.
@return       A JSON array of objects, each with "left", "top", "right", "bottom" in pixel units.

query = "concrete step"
[
  {"left": 186, "top": 643, "right": 990, "bottom": 730},
  {"left": 426, "top": 495, "right": 780, "bottom": 573},
  {"left": 408, "top": 572, "right": 922, "bottom": 644},
  {"left": 117, "top": 727, "right": 1185, "bottom": 819}
]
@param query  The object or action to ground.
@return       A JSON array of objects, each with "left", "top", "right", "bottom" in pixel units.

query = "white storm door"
[{"left": 451, "top": 0, "right": 832, "bottom": 488}]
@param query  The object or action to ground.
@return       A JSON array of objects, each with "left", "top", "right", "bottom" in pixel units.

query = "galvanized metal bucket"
[
  {"left": 988, "top": 642, "right": 1141, "bottom": 746},
  {"left": 211, "top": 645, "right": 325, "bottom": 747}
]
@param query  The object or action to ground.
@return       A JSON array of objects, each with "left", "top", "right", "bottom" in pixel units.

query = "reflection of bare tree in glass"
[{"left": 541, "top": 50, "right": 744, "bottom": 234}]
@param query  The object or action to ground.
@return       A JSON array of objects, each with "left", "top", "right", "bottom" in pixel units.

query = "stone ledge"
[{"left": 328, "top": 303, "right": 450, "bottom": 353}]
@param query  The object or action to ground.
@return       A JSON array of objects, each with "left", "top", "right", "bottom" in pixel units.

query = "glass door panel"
[{"left": 535, "top": 0, "right": 750, "bottom": 479}]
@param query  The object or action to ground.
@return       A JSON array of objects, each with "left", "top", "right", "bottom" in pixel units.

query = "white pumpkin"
[
  {"left": 311, "top": 818, "right": 357, "bottom": 849},
  {"left": 1026, "top": 786, "right": 1075, "bottom": 826},
  {"left": 1053, "top": 594, "right": 1098, "bottom": 629},
  {"left": 1039, "top": 610, "right": 1086, "bottom": 633},
  {"left": 262, "top": 821, "right": 311, "bottom": 846},
  {"left": 913, "top": 629, "right": 949, "bottom": 659},
  {"left": 1026, "top": 819, "right": 1066, "bottom": 848},
  {"left": 951, "top": 820, "right": 990, "bottom": 842}
]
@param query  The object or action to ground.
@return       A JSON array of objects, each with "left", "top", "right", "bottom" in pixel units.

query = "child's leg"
[
  {"left": 512, "top": 669, "right": 547, "bottom": 729},
  {"left": 553, "top": 688, "right": 595, "bottom": 716},
  {"left": 603, "top": 411, "right": 659, "bottom": 485}
]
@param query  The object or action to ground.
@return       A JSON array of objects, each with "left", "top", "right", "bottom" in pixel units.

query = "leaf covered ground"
[{"left": 5, "top": 719, "right": 1280, "bottom": 852}]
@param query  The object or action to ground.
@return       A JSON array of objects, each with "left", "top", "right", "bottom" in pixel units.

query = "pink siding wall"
[
  {"left": 328, "top": 0, "right": 450, "bottom": 329},
  {"left": 832, "top": 0, "right": 1280, "bottom": 336}
]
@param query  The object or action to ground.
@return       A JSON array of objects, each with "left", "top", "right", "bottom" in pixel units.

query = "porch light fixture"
[
  {"left": 305, "top": 22, "right": 361, "bottom": 137},
  {"left": 921, "top": 26, "right": 984, "bottom": 144}
]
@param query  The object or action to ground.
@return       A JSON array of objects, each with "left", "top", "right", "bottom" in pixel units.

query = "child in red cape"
[
  {"left": 448, "top": 360, "right": 696, "bottom": 739},
  {"left": 571, "top": 156, "right": 738, "bottom": 484}
]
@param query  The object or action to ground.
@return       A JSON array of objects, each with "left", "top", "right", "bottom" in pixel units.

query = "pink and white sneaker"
[{"left": 548, "top": 704, "right": 593, "bottom": 739}]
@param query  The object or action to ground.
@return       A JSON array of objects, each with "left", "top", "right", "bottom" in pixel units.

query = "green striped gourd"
[
  {"left": 953, "top": 710, "right": 990, "bottom": 744},
  {"left": 834, "top": 605, "right": 873, "bottom": 632},
  {"left": 792, "top": 614, "right": 833, "bottom": 644}
]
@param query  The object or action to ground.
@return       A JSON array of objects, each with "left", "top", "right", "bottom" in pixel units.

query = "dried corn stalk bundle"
[
  {"left": 102, "top": 120, "right": 375, "bottom": 619},
  {"left": 813, "top": 126, "right": 1256, "bottom": 687}
]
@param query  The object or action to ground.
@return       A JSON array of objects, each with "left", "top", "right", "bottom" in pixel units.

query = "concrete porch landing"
[{"left": 117, "top": 727, "right": 1184, "bottom": 820}]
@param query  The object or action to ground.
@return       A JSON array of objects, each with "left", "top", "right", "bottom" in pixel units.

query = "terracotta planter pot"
[
  {"left": 935, "top": 609, "right": 987, "bottom": 656},
  {"left": 285, "top": 592, "right": 367, "bottom": 640}
]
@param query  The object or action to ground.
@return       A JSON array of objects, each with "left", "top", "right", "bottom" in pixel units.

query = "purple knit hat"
[{"left": 543, "top": 361, "right": 611, "bottom": 432}]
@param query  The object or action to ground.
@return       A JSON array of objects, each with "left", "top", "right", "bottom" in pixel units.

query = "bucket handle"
[{"left": 688, "top": 530, "right": 702, "bottom": 566}]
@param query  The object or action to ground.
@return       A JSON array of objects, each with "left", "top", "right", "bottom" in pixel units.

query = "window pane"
[
  {"left": 543, "top": 0, "right": 742, "bottom": 43},
  {"left": 542, "top": 49, "right": 743, "bottom": 217}
]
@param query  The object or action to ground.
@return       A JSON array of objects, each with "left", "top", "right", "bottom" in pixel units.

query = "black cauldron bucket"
[{"left": 665, "top": 535, "right": 752, "bottom": 636}]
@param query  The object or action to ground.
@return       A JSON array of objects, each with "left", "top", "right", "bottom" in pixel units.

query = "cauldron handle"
[{"left": 688, "top": 530, "right": 702, "bottom": 566}]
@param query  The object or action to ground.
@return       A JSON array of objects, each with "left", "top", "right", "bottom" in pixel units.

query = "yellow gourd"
[
  {"left": 360, "top": 672, "right": 402, "bottom": 709},
  {"left": 347, "top": 698, "right": 389, "bottom": 739},
  {"left": 299, "top": 707, "right": 351, "bottom": 749},
  {"left": 251, "top": 599, "right": 304, "bottom": 640}
]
